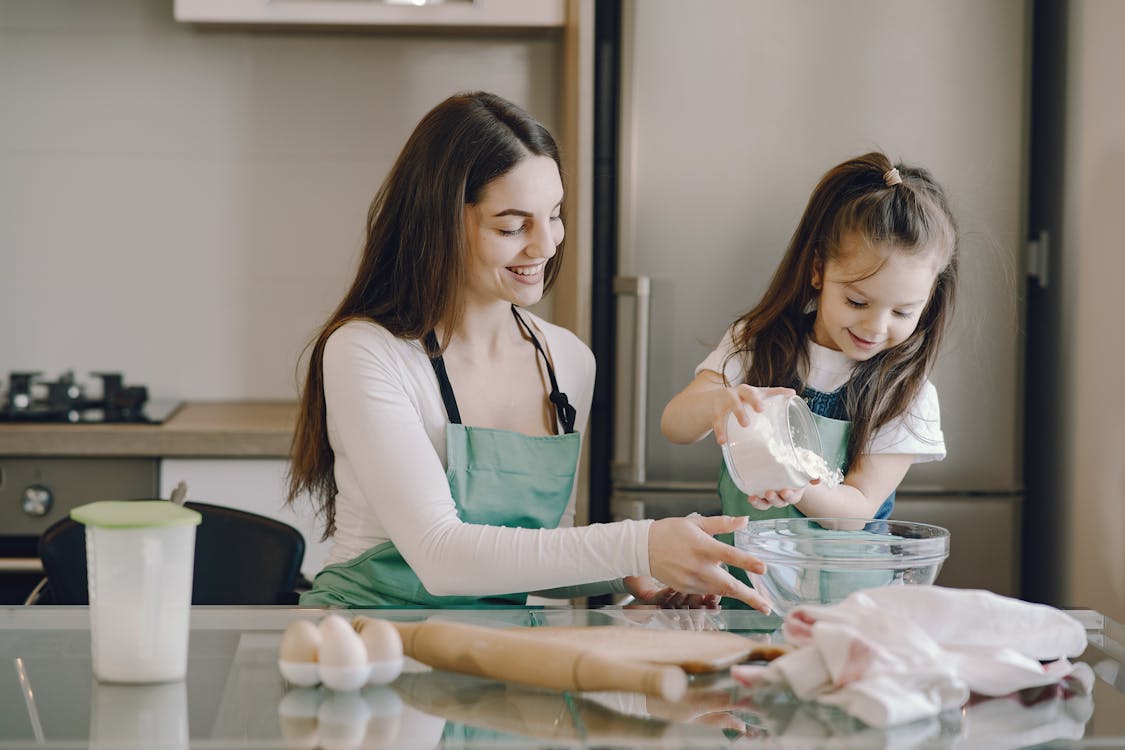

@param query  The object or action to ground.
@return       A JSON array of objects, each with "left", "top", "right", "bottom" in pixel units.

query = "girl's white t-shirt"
[
  {"left": 696, "top": 327, "right": 945, "bottom": 462},
  {"left": 318, "top": 312, "right": 651, "bottom": 597}
]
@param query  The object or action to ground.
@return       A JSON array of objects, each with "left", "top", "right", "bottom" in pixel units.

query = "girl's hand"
[
  {"left": 745, "top": 483, "right": 812, "bottom": 511},
  {"left": 647, "top": 515, "right": 771, "bottom": 614},
  {"left": 623, "top": 576, "right": 721, "bottom": 609},
  {"left": 712, "top": 385, "right": 796, "bottom": 445}
]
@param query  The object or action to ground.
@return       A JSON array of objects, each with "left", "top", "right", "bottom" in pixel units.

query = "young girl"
[{"left": 662, "top": 152, "right": 956, "bottom": 583}]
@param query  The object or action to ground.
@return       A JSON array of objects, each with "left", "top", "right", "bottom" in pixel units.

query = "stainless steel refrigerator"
[{"left": 596, "top": 0, "right": 1029, "bottom": 596}]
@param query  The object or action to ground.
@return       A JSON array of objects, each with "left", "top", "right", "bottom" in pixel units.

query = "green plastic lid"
[{"left": 70, "top": 500, "right": 202, "bottom": 529}]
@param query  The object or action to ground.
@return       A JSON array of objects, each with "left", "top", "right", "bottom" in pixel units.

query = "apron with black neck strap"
[
  {"left": 716, "top": 383, "right": 895, "bottom": 606},
  {"left": 301, "top": 306, "right": 580, "bottom": 608}
]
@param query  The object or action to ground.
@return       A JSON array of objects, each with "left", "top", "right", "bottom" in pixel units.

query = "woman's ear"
[{"left": 811, "top": 258, "right": 823, "bottom": 290}]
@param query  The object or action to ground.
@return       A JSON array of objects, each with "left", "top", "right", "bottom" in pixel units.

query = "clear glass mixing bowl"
[{"left": 734, "top": 517, "right": 950, "bottom": 615}]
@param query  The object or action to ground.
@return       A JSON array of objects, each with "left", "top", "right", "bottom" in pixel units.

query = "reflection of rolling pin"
[{"left": 356, "top": 617, "right": 688, "bottom": 702}]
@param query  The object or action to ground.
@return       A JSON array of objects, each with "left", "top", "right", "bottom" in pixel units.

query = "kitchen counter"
[
  {"left": 1, "top": 605, "right": 1123, "bottom": 749},
  {"left": 0, "top": 401, "right": 296, "bottom": 458}
]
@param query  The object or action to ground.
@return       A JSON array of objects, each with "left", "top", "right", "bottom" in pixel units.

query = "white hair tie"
[{"left": 884, "top": 167, "right": 902, "bottom": 187}]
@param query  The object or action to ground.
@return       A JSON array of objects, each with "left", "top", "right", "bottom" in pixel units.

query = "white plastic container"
[
  {"left": 721, "top": 393, "right": 835, "bottom": 496},
  {"left": 71, "top": 500, "right": 202, "bottom": 683}
]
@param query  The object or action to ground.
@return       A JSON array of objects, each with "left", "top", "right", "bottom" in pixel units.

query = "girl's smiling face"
[
  {"left": 811, "top": 232, "right": 940, "bottom": 361},
  {"left": 463, "top": 154, "right": 564, "bottom": 309}
]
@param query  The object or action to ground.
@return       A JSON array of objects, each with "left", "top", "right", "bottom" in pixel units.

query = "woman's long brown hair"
[
  {"left": 724, "top": 152, "right": 957, "bottom": 470},
  {"left": 287, "top": 92, "right": 565, "bottom": 538}
]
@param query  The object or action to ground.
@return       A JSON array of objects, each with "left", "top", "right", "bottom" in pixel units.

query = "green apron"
[{"left": 301, "top": 307, "right": 580, "bottom": 608}]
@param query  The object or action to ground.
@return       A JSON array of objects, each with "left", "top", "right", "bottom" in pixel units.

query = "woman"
[{"left": 288, "top": 91, "right": 769, "bottom": 611}]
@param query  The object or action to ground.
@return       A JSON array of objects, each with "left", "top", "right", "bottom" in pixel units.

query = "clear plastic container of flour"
[
  {"left": 71, "top": 500, "right": 202, "bottom": 683},
  {"left": 721, "top": 393, "right": 826, "bottom": 496}
]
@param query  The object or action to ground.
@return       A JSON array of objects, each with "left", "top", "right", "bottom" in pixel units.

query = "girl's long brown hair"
[
  {"left": 724, "top": 152, "right": 957, "bottom": 470},
  {"left": 287, "top": 92, "right": 564, "bottom": 538}
]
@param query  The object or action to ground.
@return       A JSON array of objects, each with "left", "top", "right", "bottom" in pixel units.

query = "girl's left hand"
[
  {"left": 746, "top": 484, "right": 811, "bottom": 512},
  {"left": 623, "top": 575, "right": 721, "bottom": 609}
]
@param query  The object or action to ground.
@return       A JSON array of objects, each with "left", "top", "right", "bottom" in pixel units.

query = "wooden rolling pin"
[{"left": 355, "top": 616, "right": 688, "bottom": 702}]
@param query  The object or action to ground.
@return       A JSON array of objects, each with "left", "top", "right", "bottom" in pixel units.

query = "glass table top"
[{"left": 1, "top": 605, "right": 1123, "bottom": 749}]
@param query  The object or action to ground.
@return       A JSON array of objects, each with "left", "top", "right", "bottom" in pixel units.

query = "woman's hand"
[
  {"left": 712, "top": 385, "right": 795, "bottom": 445},
  {"left": 646, "top": 515, "right": 771, "bottom": 614},
  {"left": 623, "top": 576, "right": 720, "bottom": 609}
]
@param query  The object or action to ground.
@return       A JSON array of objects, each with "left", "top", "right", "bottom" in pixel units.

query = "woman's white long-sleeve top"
[{"left": 319, "top": 312, "right": 652, "bottom": 597}]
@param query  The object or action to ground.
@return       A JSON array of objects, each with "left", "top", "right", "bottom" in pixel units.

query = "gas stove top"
[{"left": 0, "top": 371, "right": 182, "bottom": 424}]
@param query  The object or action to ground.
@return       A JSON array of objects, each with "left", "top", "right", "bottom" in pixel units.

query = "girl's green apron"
[
  {"left": 717, "top": 385, "right": 896, "bottom": 606},
  {"left": 301, "top": 307, "right": 580, "bottom": 608}
]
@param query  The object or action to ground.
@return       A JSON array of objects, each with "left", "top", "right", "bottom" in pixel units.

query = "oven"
[
  {"left": 0, "top": 371, "right": 181, "bottom": 604},
  {"left": 0, "top": 458, "right": 160, "bottom": 603}
]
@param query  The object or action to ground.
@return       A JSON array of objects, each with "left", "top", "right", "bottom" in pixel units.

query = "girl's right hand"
[
  {"left": 712, "top": 385, "right": 796, "bottom": 445},
  {"left": 646, "top": 515, "right": 771, "bottom": 613}
]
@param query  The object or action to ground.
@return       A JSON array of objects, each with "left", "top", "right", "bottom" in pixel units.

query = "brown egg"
[
  {"left": 279, "top": 619, "right": 322, "bottom": 687},
  {"left": 355, "top": 618, "right": 404, "bottom": 685},
  {"left": 280, "top": 619, "right": 322, "bottom": 663},
  {"left": 356, "top": 619, "right": 403, "bottom": 664}
]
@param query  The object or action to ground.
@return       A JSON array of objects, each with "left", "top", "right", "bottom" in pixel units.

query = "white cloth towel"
[{"left": 732, "top": 586, "right": 1091, "bottom": 728}]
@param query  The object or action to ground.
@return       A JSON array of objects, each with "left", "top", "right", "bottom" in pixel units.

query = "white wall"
[
  {"left": 0, "top": 0, "right": 561, "bottom": 401},
  {"left": 1064, "top": 0, "right": 1125, "bottom": 622}
]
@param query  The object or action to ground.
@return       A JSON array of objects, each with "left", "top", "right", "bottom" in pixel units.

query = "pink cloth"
[{"left": 732, "top": 586, "right": 1091, "bottom": 727}]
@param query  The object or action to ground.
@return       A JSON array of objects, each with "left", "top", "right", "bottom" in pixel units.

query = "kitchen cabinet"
[
  {"left": 160, "top": 458, "right": 328, "bottom": 579},
  {"left": 173, "top": 0, "right": 565, "bottom": 29}
]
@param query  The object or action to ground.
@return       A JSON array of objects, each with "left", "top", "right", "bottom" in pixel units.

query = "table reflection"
[
  {"left": 276, "top": 685, "right": 440, "bottom": 750},
  {"left": 264, "top": 667, "right": 1095, "bottom": 750},
  {"left": 0, "top": 606, "right": 1122, "bottom": 749},
  {"left": 90, "top": 680, "right": 189, "bottom": 750}
]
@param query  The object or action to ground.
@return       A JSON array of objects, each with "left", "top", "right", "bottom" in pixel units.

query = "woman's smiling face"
[
  {"left": 811, "top": 231, "right": 940, "bottom": 361},
  {"left": 462, "top": 154, "right": 564, "bottom": 309}
]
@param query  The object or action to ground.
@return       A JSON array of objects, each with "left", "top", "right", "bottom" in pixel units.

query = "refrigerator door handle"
[
  {"left": 612, "top": 276, "right": 651, "bottom": 484},
  {"left": 1027, "top": 229, "right": 1050, "bottom": 289}
]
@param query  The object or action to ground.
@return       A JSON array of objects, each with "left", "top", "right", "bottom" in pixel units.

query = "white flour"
[
  {"left": 725, "top": 412, "right": 842, "bottom": 497},
  {"left": 792, "top": 445, "right": 843, "bottom": 488}
]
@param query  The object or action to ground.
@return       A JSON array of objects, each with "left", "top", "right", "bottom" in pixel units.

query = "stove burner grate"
[{"left": 0, "top": 371, "right": 180, "bottom": 424}]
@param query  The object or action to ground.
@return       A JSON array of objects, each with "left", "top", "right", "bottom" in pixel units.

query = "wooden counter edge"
[{"left": 0, "top": 401, "right": 298, "bottom": 458}]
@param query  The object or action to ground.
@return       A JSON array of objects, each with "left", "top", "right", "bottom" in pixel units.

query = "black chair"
[{"left": 30, "top": 501, "right": 306, "bottom": 605}]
